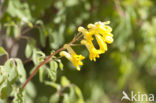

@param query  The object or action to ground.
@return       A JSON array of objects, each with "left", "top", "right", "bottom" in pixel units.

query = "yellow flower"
[
  {"left": 78, "top": 26, "right": 93, "bottom": 41},
  {"left": 94, "top": 21, "right": 113, "bottom": 44},
  {"left": 94, "top": 21, "right": 112, "bottom": 34},
  {"left": 81, "top": 40, "right": 102, "bottom": 61},
  {"left": 60, "top": 44, "right": 85, "bottom": 71},
  {"left": 59, "top": 21, "right": 113, "bottom": 71},
  {"left": 88, "top": 21, "right": 113, "bottom": 43},
  {"left": 79, "top": 21, "right": 113, "bottom": 62}
]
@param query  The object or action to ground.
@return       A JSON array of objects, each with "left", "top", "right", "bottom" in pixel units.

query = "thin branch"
[
  {"left": 22, "top": 33, "right": 83, "bottom": 90},
  {"left": 8, "top": 28, "right": 31, "bottom": 54},
  {"left": 23, "top": 58, "right": 32, "bottom": 64},
  {"left": 8, "top": 25, "right": 39, "bottom": 54},
  {"left": 71, "top": 44, "right": 83, "bottom": 46}
]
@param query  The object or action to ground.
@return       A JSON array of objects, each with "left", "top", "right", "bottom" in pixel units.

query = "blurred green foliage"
[{"left": 0, "top": 0, "right": 156, "bottom": 103}]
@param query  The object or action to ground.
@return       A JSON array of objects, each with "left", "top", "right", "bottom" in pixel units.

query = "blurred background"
[{"left": 0, "top": 0, "right": 156, "bottom": 103}]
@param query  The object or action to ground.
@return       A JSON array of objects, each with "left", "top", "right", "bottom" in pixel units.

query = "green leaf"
[
  {"left": 50, "top": 24, "right": 65, "bottom": 49},
  {"left": 32, "top": 49, "right": 45, "bottom": 65},
  {"left": 0, "top": 76, "right": 4, "bottom": 86},
  {"left": 27, "top": 21, "right": 33, "bottom": 28},
  {"left": 39, "top": 26, "right": 48, "bottom": 47},
  {"left": 49, "top": 93, "right": 59, "bottom": 103},
  {"left": 50, "top": 61, "right": 58, "bottom": 71},
  {"left": 47, "top": 69, "right": 56, "bottom": 82},
  {"left": 63, "top": 94, "right": 70, "bottom": 103},
  {"left": 39, "top": 66, "right": 46, "bottom": 82},
  {"left": 59, "top": 62, "right": 64, "bottom": 71},
  {"left": 65, "top": 0, "right": 79, "bottom": 7},
  {"left": 35, "top": 20, "right": 43, "bottom": 25},
  {"left": 47, "top": 61, "right": 58, "bottom": 81},
  {"left": 44, "top": 81, "right": 61, "bottom": 90},
  {"left": 25, "top": 43, "right": 32, "bottom": 58},
  {"left": 61, "top": 76, "right": 70, "bottom": 87},
  {"left": 13, "top": 25, "right": 20, "bottom": 38},
  {"left": 25, "top": 82, "right": 36, "bottom": 98},
  {"left": 7, "top": 0, "right": 32, "bottom": 22},
  {"left": 0, "top": 66, "right": 5, "bottom": 85},
  {"left": 69, "top": 87, "right": 76, "bottom": 102},
  {"left": 0, "top": 47, "right": 7, "bottom": 56},
  {"left": 1, "top": 82, "right": 12, "bottom": 99},
  {"left": 15, "top": 88, "right": 24, "bottom": 103},
  {"left": 25, "top": 38, "right": 36, "bottom": 58},
  {"left": 8, "top": 67, "right": 18, "bottom": 83},
  {"left": 4, "top": 59, "right": 18, "bottom": 83},
  {"left": 15, "top": 59, "right": 26, "bottom": 83},
  {"left": 4, "top": 58, "right": 26, "bottom": 84},
  {"left": 74, "top": 86, "right": 84, "bottom": 103},
  {"left": 74, "top": 86, "right": 82, "bottom": 98},
  {"left": 39, "top": 28, "right": 46, "bottom": 47},
  {"left": 27, "top": 0, "right": 54, "bottom": 18},
  {"left": 57, "top": 59, "right": 64, "bottom": 70},
  {"left": 6, "top": 26, "right": 14, "bottom": 37}
]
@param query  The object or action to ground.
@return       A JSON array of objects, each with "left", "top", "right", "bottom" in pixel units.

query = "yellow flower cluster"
[
  {"left": 60, "top": 21, "right": 113, "bottom": 70},
  {"left": 79, "top": 21, "right": 113, "bottom": 61}
]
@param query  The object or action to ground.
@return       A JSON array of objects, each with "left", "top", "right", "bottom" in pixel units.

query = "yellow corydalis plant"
[
  {"left": 60, "top": 21, "right": 113, "bottom": 70},
  {"left": 22, "top": 21, "right": 113, "bottom": 90}
]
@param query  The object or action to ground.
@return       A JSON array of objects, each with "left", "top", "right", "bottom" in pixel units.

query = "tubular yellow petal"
[
  {"left": 105, "top": 36, "right": 113, "bottom": 44},
  {"left": 78, "top": 26, "right": 87, "bottom": 33},
  {"left": 95, "top": 34, "right": 108, "bottom": 52},
  {"left": 103, "top": 21, "right": 110, "bottom": 24},
  {"left": 87, "top": 24, "right": 96, "bottom": 29},
  {"left": 78, "top": 26, "right": 93, "bottom": 41},
  {"left": 64, "top": 44, "right": 76, "bottom": 55},
  {"left": 60, "top": 51, "right": 72, "bottom": 61},
  {"left": 76, "top": 67, "right": 81, "bottom": 71}
]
